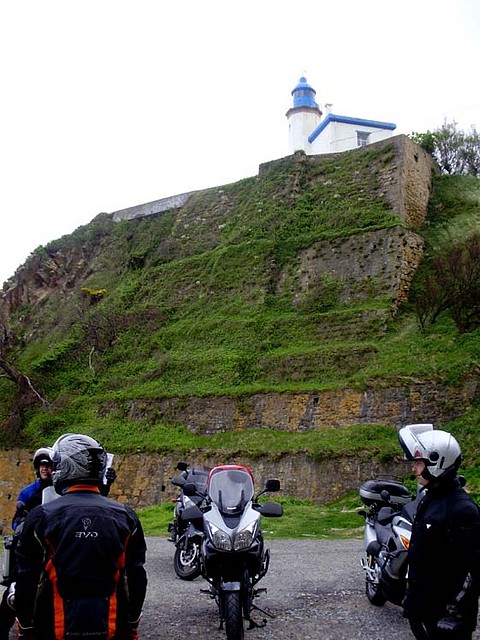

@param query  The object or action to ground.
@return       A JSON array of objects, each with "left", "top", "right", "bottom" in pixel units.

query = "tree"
[
  {"left": 414, "top": 233, "right": 480, "bottom": 333},
  {"left": 411, "top": 121, "right": 480, "bottom": 177},
  {"left": 0, "top": 315, "right": 48, "bottom": 430}
]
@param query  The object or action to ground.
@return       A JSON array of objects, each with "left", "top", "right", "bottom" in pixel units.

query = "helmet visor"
[{"left": 398, "top": 424, "right": 434, "bottom": 462}]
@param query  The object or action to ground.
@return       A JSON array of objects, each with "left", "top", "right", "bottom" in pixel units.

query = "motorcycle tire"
[
  {"left": 365, "top": 555, "right": 387, "bottom": 606},
  {"left": 173, "top": 540, "right": 201, "bottom": 581},
  {"left": 224, "top": 591, "right": 244, "bottom": 640}
]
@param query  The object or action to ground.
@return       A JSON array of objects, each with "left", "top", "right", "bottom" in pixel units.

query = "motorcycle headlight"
[
  {"left": 234, "top": 522, "right": 257, "bottom": 551},
  {"left": 208, "top": 523, "right": 232, "bottom": 551}
]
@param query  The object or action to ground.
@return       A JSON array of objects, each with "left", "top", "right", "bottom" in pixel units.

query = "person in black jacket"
[
  {"left": 14, "top": 433, "right": 147, "bottom": 640},
  {"left": 399, "top": 424, "right": 480, "bottom": 640}
]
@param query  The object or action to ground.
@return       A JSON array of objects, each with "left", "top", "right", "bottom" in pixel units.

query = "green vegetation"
[
  {"left": 138, "top": 492, "right": 366, "bottom": 539},
  {"left": 138, "top": 470, "right": 480, "bottom": 539},
  {"left": 1, "top": 145, "right": 480, "bottom": 504},
  {"left": 411, "top": 121, "right": 480, "bottom": 177}
]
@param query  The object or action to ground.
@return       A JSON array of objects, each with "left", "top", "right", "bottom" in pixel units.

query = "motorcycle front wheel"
[
  {"left": 365, "top": 554, "right": 387, "bottom": 606},
  {"left": 173, "top": 539, "right": 201, "bottom": 580},
  {"left": 224, "top": 591, "right": 244, "bottom": 640}
]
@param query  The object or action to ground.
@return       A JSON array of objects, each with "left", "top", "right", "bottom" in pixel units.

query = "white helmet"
[
  {"left": 32, "top": 446, "right": 54, "bottom": 479},
  {"left": 398, "top": 423, "right": 462, "bottom": 479},
  {"left": 33, "top": 446, "right": 54, "bottom": 470}
]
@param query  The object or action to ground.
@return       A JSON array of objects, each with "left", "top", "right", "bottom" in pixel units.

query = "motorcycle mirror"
[
  {"left": 176, "top": 462, "right": 188, "bottom": 471},
  {"left": 265, "top": 479, "right": 281, "bottom": 492},
  {"left": 183, "top": 482, "right": 197, "bottom": 496},
  {"left": 255, "top": 479, "right": 281, "bottom": 501}
]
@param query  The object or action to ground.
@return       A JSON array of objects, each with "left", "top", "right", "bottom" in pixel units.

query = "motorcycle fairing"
[{"left": 204, "top": 501, "right": 260, "bottom": 546}]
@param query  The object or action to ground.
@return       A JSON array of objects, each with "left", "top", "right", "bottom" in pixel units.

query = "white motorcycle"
[
  {"left": 182, "top": 464, "right": 283, "bottom": 640},
  {"left": 359, "top": 475, "right": 419, "bottom": 607}
]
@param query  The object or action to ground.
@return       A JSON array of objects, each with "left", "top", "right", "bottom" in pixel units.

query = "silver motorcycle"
[
  {"left": 182, "top": 464, "right": 283, "bottom": 640},
  {"left": 359, "top": 475, "right": 418, "bottom": 607}
]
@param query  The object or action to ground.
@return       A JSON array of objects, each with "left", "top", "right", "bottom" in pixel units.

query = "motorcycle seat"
[{"left": 377, "top": 506, "right": 395, "bottom": 526}]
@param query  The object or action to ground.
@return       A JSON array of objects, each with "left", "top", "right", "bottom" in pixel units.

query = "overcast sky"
[{"left": 1, "top": 0, "right": 479, "bottom": 286}]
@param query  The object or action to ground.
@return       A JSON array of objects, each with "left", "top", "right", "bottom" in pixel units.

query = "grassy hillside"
[{"left": 1, "top": 148, "right": 479, "bottom": 495}]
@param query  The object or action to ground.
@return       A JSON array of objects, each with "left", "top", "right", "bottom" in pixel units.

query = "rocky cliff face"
[
  {"left": 1, "top": 136, "right": 435, "bottom": 322},
  {"left": 1, "top": 226, "right": 107, "bottom": 318},
  {"left": 0, "top": 135, "right": 452, "bottom": 466}
]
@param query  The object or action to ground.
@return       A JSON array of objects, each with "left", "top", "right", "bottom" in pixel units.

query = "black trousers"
[{"left": 0, "top": 588, "right": 16, "bottom": 640}]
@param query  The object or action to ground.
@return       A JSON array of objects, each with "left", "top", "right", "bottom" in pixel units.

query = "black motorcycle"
[
  {"left": 168, "top": 462, "right": 210, "bottom": 580},
  {"left": 359, "top": 475, "right": 419, "bottom": 607},
  {"left": 181, "top": 464, "right": 283, "bottom": 640}
]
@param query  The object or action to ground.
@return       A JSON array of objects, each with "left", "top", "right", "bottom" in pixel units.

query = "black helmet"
[
  {"left": 52, "top": 433, "right": 107, "bottom": 493},
  {"left": 33, "top": 447, "right": 54, "bottom": 470}
]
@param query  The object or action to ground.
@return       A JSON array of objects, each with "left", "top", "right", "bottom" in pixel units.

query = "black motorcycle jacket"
[
  {"left": 406, "top": 477, "right": 480, "bottom": 629},
  {"left": 14, "top": 484, "right": 148, "bottom": 640}
]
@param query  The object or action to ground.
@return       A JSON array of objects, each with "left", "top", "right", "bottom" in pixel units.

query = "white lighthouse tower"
[
  {"left": 286, "top": 76, "right": 322, "bottom": 154},
  {"left": 286, "top": 75, "right": 396, "bottom": 155}
]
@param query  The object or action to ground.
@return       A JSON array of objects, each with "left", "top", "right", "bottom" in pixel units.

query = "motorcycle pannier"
[{"left": 359, "top": 477, "right": 411, "bottom": 507}]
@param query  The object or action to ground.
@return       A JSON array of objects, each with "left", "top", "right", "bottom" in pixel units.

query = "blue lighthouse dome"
[{"left": 291, "top": 76, "right": 319, "bottom": 109}]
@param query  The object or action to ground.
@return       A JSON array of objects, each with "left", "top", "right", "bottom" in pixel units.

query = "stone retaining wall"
[
  {"left": 0, "top": 449, "right": 404, "bottom": 532},
  {"left": 100, "top": 381, "right": 478, "bottom": 436}
]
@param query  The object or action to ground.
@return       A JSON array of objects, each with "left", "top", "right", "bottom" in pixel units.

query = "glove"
[
  {"left": 16, "top": 622, "right": 36, "bottom": 639},
  {"left": 105, "top": 467, "right": 117, "bottom": 484},
  {"left": 437, "top": 604, "right": 464, "bottom": 635},
  {"left": 6, "top": 581, "right": 16, "bottom": 609},
  {"left": 119, "top": 617, "right": 141, "bottom": 640},
  {"left": 100, "top": 468, "right": 117, "bottom": 496}
]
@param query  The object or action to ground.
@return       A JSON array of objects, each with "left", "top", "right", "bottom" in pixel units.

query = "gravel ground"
[
  {"left": 4, "top": 537, "right": 479, "bottom": 639},
  {"left": 139, "top": 537, "right": 480, "bottom": 640}
]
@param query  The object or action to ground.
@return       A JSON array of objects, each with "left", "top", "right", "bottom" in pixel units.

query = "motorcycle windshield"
[{"left": 208, "top": 468, "right": 254, "bottom": 515}]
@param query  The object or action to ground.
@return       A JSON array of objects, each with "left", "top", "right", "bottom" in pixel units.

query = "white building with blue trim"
[{"left": 286, "top": 77, "right": 396, "bottom": 155}]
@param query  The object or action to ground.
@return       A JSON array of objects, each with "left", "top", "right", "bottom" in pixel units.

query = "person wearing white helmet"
[
  {"left": 14, "top": 433, "right": 147, "bottom": 640},
  {"left": 399, "top": 424, "right": 480, "bottom": 639},
  {"left": 12, "top": 447, "right": 54, "bottom": 530},
  {"left": 0, "top": 447, "right": 54, "bottom": 640}
]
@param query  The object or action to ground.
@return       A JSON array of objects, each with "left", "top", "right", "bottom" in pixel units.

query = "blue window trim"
[{"left": 308, "top": 113, "right": 396, "bottom": 143}]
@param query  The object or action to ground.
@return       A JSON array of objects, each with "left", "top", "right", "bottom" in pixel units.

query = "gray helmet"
[
  {"left": 52, "top": 433, "right": 107, "bottom": 492},
  {"left": 398, "top": 424, "right": 462, "bottom": 479}
]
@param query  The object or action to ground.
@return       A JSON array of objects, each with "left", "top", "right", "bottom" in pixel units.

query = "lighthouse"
[
  {"left": 286, "top": 76, "right": 396, "bottom": 155},
  {"left": 286, "top": 76, "right": 322, "bottom": 154}
]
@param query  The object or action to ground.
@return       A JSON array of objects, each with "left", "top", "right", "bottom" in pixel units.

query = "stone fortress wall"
[
  {"left": 0, "top": 374, "right": 475, "bottom": 531},
  {"left": 0, "top": 448, "right": 411, "bottom": 531},
  {"left": 0, "top": 135, "right": 444, "bottom": 528}
]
